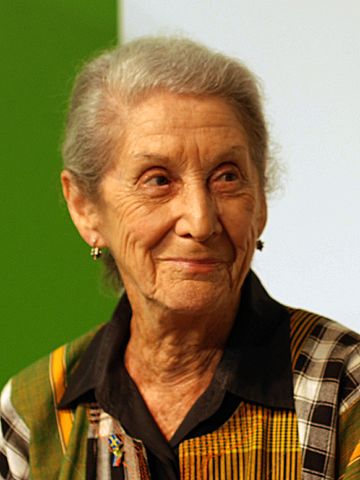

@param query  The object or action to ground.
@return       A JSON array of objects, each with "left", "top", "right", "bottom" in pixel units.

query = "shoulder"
[
  {"left": 286, "top": 308, "right": 360, "bottom": 477},
  {"left": 0, "top": 326, "right": 102, "bottom": 478},
  {"left": 288, "top": 307, "right": 360, "bottom": 415},
  {"left": 1, "top": 324, "right": 102, "bottom": 429},
  {"left": 288, "top": 307, "right": 360, "bottom": 371}
]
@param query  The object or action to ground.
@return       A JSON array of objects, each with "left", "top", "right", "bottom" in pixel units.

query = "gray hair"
[{"left": 62, "top": 36, "right": 273, "bottom": 289}]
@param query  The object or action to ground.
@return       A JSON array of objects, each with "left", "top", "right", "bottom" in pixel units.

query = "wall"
[
  {"left": 0, "top": 1, "right": 117, "bottom": 387},
  {"left": 121, "top": 0, "right": 360, "bottom": 330}
]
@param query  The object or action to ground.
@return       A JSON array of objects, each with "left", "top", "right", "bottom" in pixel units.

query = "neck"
[
  {"left": 123, "top": 287, "right": 239, "bottom": 440},
  {"left": 124, "top": 290, "right": 239, "bottom": 387}
]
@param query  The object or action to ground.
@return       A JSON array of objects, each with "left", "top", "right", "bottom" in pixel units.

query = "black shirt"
[{"left": 59, "top": 271, "right": 294, "bottom": 479}]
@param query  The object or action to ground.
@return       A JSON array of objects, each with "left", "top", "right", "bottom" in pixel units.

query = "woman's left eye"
[
  {"left": 210, "top": 168, "right": 243, "bottom": 192},
  {"left": 218, "top": 172, "right": 238, "bottom": 182}
]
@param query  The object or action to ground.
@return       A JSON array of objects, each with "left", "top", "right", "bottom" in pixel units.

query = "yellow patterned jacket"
[{"left": 1, "top": 272, "right": 360, "bottom": 479}]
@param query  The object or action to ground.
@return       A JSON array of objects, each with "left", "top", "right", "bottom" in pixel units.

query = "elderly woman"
[{"left": 1, "top": 37, "right": 359, "bottom": 480}]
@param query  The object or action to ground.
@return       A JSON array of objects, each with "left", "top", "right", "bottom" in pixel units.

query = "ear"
[
  {"left": 61, "top": 170, "right": 105, "bottom": 247},
  {"left": 257, "top": 190, "right": 267, "bottom": 237}
]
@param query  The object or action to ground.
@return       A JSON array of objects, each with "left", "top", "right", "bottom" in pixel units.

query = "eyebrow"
[
  {"left": 133, "top": 153, "right": 171, "bottom": 163},
  {"left": 212, "top": 145, "right": 248, "bottom": 162}
]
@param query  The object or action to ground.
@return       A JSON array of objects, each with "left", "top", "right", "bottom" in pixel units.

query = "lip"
[{"left": 158, "top": 257, "right": 224, "bottom": 273}]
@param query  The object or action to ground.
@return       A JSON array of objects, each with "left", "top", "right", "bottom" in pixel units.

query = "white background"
[{"left": 120, "top": 0, "right": 359, "bottom": 330}]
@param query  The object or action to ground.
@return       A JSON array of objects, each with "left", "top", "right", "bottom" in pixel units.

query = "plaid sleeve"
[
  {"left": 338, "top": 344, "right": 360, "bottom": 479},
  {"left": 0, "top": 381, "right": 30, "bottom": 480}
]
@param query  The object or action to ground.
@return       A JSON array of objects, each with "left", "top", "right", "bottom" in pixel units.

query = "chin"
[{"left": 153, "top": 280, "right": 230, "bottom": 315}]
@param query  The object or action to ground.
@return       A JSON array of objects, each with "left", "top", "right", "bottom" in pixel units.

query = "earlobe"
[{"left": 60, "top": 170, "right": 105, "bottom": 247}]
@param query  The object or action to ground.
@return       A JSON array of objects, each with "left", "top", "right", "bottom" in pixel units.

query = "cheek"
[
  {"left": 103, "top": 198, "right": 174, "bottom": 264},
  {"left": 219, "top": 197, "right": 259, "bottom": 248}
]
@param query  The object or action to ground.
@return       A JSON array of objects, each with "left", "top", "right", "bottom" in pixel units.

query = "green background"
[{"left": 1, "top": 1, "right": 118, "bottom": 388}]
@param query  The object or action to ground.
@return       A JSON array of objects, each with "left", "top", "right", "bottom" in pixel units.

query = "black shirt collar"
[{"left": 59, "top": 270, "right": 294, "bottom": 411}]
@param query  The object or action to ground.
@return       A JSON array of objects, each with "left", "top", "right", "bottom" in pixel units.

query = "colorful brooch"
[{"left": 108, "top": 434, "right": 124, "bottom": 467}]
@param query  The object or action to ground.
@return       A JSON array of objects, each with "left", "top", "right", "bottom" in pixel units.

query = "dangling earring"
[
  {"left": 90, "top": 240, "right": 102, "bottom": 261},
  {"left": 256, "top": 239, "right": 264, "bottom": 251}
]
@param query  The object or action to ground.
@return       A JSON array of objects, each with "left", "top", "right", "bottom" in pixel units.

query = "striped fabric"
[
  {"left": 179, "top": 403, "right": 301, "bottom": 479},
  {"left": 86, "top": 404, "right": 150, "bottom": 479},
  {"left": 1, "top": 309, "right": 359, "bottom": 479},
  {"left": 49, "top": 345, "right": 74, "bottom": 453}
]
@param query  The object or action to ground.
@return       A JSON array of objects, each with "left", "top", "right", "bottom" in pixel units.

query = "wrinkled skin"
[
  {"left": 62, "top": 91, "right": 268, "bottom": 438},
  {"left": 91, "top": 92, "right": 267, "bottom": 318}
]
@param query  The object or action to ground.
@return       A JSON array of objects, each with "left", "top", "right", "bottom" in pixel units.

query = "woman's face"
[{"left": 95, "top": 92, "right": 266, "bottom": 314}]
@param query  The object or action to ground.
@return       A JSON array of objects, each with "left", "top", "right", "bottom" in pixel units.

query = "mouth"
[{"left": 158, "top": 257, "right": 225, "bottom": 274}]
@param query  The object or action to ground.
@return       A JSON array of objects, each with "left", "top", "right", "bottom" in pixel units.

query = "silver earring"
[{"left": 90, "top": 240, "right": 102, "bottom": 261}]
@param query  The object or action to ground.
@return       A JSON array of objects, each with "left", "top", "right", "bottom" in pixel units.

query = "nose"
[{"left": 174, "top": 184, "right": 222, "bottom": 242}]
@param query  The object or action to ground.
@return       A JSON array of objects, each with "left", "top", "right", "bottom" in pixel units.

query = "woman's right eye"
[
  {"left": 145, "top": 175, "right": 170, "bottom": 187},
  {"left": 138, "top": 170, "right": 173, "bottom": 196}
]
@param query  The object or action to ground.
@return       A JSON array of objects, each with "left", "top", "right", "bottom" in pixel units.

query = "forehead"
[{"left": 121, "top": 92, "right": 248, "bottom": 159}]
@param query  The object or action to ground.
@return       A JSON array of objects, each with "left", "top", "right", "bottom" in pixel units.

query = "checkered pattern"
[
  {"left": 291, "top": 311, "right": 360, "bottom": 479},
  {"left": 0, "top": 310, "right": 359, "bottom": 479},
  {"left": 0, "top": 381, "right": 29, "bottom": 480}
]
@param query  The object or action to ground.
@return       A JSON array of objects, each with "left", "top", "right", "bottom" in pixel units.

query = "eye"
[
  {"left": 139, "top": 169, "right": 173, "bottom": 197},
  {"left": 210, "top": 165, "right": 244, "bottom": 193},
  {"left": 218, "top": 172, "right": 238, "bottom": 182},
  {"left": 145, "top": 174, "right": 170, "bottom": 187}
]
